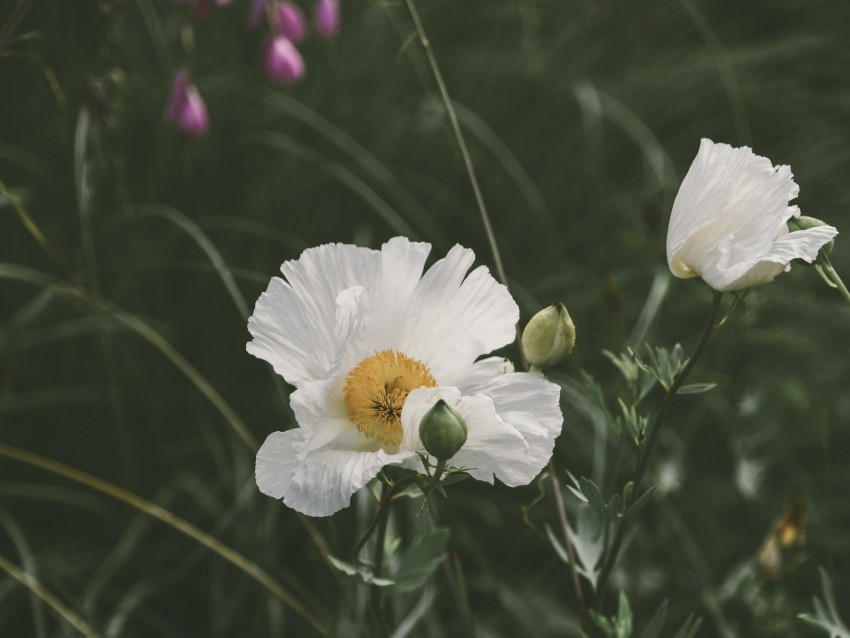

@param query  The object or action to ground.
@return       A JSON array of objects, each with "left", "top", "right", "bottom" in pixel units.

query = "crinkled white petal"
[
  {"left": 460, "top": 356, "right": 516, "bottom": 389},
  {"left": 399, "top": 386, "right": 527, "bottom": 484},
  {"left": 458, "top": 366, "right": 563, "bottom": 485},
  {"left": 719, "top": 224, "right": 839, "bottom": 291},
  {"left": 391, "top": 245, "right": 519, "bottom": 385},
  {"left": 289, "top": 377, "right": 351, "bottom": 452},
  {"left": 246, "top": 242, "right": 382, "bottom": 386},
  {"left": 666, "top": 138, "right": 837, "bottom": 291},
  {"left": 256, "top": 429, "right": 415, "bottom": 517}
]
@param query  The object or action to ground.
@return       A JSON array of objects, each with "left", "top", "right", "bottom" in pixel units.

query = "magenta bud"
[
  {"left": 275, "top": 2, "right": 307, "bottom": 42},
  {"left": 247, "top": 0, "right": 267, "bottom": 28},
  {"left": 313, "top": 0, "right": 339, "bottom": 38},
  {"left": 167, "top": 71, "right": 209, "bottom": 137},
  {"left": 263, "top": 36, "right": 305, "bottom": 85}
]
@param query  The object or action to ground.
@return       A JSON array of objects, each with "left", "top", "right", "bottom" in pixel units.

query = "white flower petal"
[
  {"left": 289, "top": 377, "right": 352, "bottom": 452},
  {"left": 336, "top": 237, "right": 432, "bottom": 370},
  {"left": 247, "top": 243, "right": 381, "bottom": 386},
  {"left": 396, "top": 245, "right": 519, "bottom": 385},
  {"left": 400, "top": 386, "right": 527, "bottom": 484},
  {"left": 461, "top": 356, "right": 516, "bottom": 389},
  {"left": 458, "top": 370, "right": 563, "bottom": 486},
  {"left": 721, "top": 224, "right": 838, "bottom": 291},
  {"left": 256, "top": 429, "right": 415, "bottom": 517},
  {"left": 666, "top": 139, "right": 836, "bottom": 291}
]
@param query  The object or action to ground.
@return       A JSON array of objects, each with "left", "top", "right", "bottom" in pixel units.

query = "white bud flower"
[{"left": 666, "top": 139, "right": 838, "bottom": 291}]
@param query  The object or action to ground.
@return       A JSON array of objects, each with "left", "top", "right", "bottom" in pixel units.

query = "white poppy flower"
[
  {"left": 248, "top": 237, "right": 563, "bottom": 517},
  {"left": 666, "top": 138, "right": 838, "bottom": 292}
]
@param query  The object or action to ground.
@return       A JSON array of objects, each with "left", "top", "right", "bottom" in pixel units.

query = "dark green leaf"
[
  {"left": 640, "top": 600, "right": 668, "bottom": 638},
  {"left": 327, "top": 556, "right": 395, "bottom": 587},
  {"left": 392, "top": 528, "right": 450, "bottom": 592}
]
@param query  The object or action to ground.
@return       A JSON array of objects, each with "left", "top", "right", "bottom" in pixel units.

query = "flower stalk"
[
  {"left": 817, "top": 253, "right": 850, "bottom": 306},
  {"left": 595, "top": 289, "right": 723, "bottom": 601}
]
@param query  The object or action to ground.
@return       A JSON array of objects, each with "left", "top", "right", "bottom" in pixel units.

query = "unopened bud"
[
  {"left": 521, "top": 303, "right": 576, "bottom": 369},
  {"left": 789, "top": 215, "right": 834, "bottom": 255},
  {"left": 419, "top": 399, "right": 467, "bottom": 461},
  {"left": 314, "top": 0, "right": 340, "bottom": 38},
  {"left": 167, "top": 71, "right": 209, "bottom": 137},
  {"left": 275, "top": 2, "right": 307, "bottom": 43},
  {"left": 263, "top": 36, "right": 306, "bottom": 86}
]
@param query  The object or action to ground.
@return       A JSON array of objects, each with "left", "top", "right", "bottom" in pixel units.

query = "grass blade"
[
  {"left": 0, "top": 551, "right": 100, "bottom": 638},
  {"left": 0, "top": 443, "right": 330, "bottom": 637}
]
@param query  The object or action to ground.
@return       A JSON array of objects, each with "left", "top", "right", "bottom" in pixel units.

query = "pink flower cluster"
[
  {"left": 251, "top": 0, "right": 340, "bottom": 86},
  {"left": 167, "top": 0, "right": 340, "bottom": 137}
]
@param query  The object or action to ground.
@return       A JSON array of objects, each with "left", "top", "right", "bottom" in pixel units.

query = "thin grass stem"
[
  {"left": 401, "top": 0, "right": 508, "bottom": 287},
  {"left": 0, "top": 443, "right": 330, "bottom": 636},
  {"left": 0, "top": 551, "right": 100, "bottom": 638}
]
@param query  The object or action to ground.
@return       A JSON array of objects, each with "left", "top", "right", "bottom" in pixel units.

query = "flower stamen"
[{"left": 344, "top": 350, "right": 436, "bottom": 446}]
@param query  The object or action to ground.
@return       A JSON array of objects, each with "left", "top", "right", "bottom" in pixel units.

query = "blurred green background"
[{"left": 1, "top": 0, "right": 849, "bottom": 635}]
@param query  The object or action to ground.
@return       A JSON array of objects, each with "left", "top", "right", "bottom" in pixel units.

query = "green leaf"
[
  {"left": 623, "top": 485, "right": 657, "bottom": 518},
  {"left": 798, "top": 568, "right": 850, "bottom": 638},
  {"left": 640, "top": 600, "right": 668, "bottom": 638},
  {"left": 440, "top": 471, "right": 470, "bottom": 487},
  {"left": 391, "top": 528, "right": 450, "bottom": 592},
  {"left": 671, "top": 615, "right": 702, "bottom": 638},
  {"left": 590, "top": 590, "right": 633, "bottom": 638},
  {"left": 579, "top": 477, "right": 608, "bottom": 517},
  {"left": 615, "top": 590, "right": 633, "bottom": 638},
  {"left": 327, "top": 555, "right": 395, "bottom": 587},
  {"left": 545, "top": 524, "right": 570, "bottom": 565},
  {"left": 677, "top": 383, "right": 717, "bottom": 395}
]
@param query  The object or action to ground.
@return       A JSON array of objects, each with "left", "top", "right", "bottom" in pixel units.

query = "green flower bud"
[
  {"left": 521, "top": 303, "right": 576, "bottom": 369},
  {"left": 788, "top": 216, "right": 834, "bottom": 255},
  {"left": 419, "top": 399, "right": 467, "bottom": 461}
]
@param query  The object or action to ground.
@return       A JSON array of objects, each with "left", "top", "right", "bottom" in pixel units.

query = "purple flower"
[
  {"left": 313, "top": 0, "right": 339, "bottom": 38},
  {"left": 263, "top": 36, "right": 305, "bottom": 85},
  {"left": 275, "top": 2, "right": 307, "bottom": 42},
  {"left": 167, "top": 71, "right": 209, "bottom": 137}
]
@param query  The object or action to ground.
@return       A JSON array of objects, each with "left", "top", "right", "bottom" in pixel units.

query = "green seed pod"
[
  {"left": 521, "top": 303, "right": 576, "bottom": 369},
  {"left": 788, "top": 215, "right": 834, "bottom": 255},
  {"left": 419, "top": 399, "right": 468, "bottom": 461}
]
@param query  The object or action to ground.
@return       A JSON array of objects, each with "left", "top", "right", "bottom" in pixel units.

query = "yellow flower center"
[{"left": 343, "top": 350, "right": 437, "bottom": 447}]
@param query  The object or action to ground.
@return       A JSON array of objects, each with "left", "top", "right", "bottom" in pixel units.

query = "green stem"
[
  {"left": 423, "top": 459, "right": 448, "bottom": 493},
  {"left": 820, "top": 255, "right": 850, "bottom": 305},
  {"left": 371, "top": 482, "right": 393, "bottom": 636},
  {"left": 373, "top": 485, "right": 391, "bottom": 579},
  {"left": 547, "top": 461, "right": 590, "bottom": 630},
  {"left": 354, "top": 476, "right": 417, "bottom": 556},
  {"left": 595, "top": 290, "right": 723, "bottom": 601},
  {"left": 401, "top": 0, "right": 509, "bottom": 288}
]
